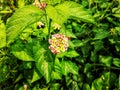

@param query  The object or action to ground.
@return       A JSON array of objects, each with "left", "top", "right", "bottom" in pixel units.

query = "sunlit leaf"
[
  {"left": 6, "top": 5, "right": 44, "bottom": 45},
  {"left": 56, "top": 1, "right": 95, "bottom": 23},
  {"left": 0, "top": 20, "right": 6, "bottom": 48},
  {"left": 31, "top": 69, "right": 42, "bottom": 83},
  {"left": 46, "top": 1, "right": 95, "bottom": 25}
]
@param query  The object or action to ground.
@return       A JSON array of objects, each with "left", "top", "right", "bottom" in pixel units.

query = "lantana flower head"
[{"left": 49, "top": 34, "right": 69, "bottom": 54}]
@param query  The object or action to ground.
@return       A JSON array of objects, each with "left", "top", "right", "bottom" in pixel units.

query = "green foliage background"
[{"left": 0, "top": 0, "right": 120, "bottom": 90}]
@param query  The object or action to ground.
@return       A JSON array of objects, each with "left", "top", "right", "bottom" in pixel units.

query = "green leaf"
[
  {"left": 71, "top": 81, "right": 79, "bottom": 90},
  {"left": 11, "top": 43, "right": 34, "bottom": 61},
  {"left": 62, "top": 60, "right": 78, "bottom": 76},
  {"left": 36, "top": 54, "right": 53, "bottom": 83},
  {"left": 113, "top": 13, "right": 120, "bottom": 18},
  {"left": 83, "top": 83, "right": 91, "bottom": 90},
  {"left": 91, "top": 78, "right": 103, "bottom": 90},
  {"left": 46, "top": 5, "right": 68, "bottom": 25},
  {"left": 81, "top": 43, "right": 91, "bottom": 57},
  {"left": 46, "top": 1, "right": 95, "bottom": 25},
  {"left": 99, "top": 55, "right": 112, "bottom": 67},
  {"left": 84, "top": 63, "right": 92, "bottom": 73},
  {"left": 6, "top": 5, "right": 44, "bottom": 45},
  {"left": 0, "top": 20, "right": 6, "bottom": 48},
  {"left": 0, "top": 64, "right": 8, "bottom": 82},
  {"left": 50, "top": 83, "right": 60, "bottom": 90},
  {"left": 31, "top": 69, "right": 42, "bottom": 83},
  {"left": 94, "top": 40, "right": 104, "bottom": 52},
  {"left": 56, "top": 50, "right": 79, "bottom": 58},
  {"left": 90, "top": 51, "right": 98, "bottom": 62},
  {"left": 34, "top": 41, "right": 54, "bottom": 83},
  {"left": 60, "top": 28, "right": 77, "bottom": 38},
  {"left": 65, "top": 50, "right": 79, "bottom": 58},
  {"left": 113, "top": 58, "right": 120, "bottom": 67},
  {"left": 72, "top": 40, "right": 84, "bottom": 47},
  {"left": 94, "top": 29, "right": 109, "bottom": 40},
  {"left": 51, "top": 58, "right": 62, "bottom": 80},
  {"left": 51, "top": 71, "right": 62, "bottom": 80},
  {"left": 56, "top": 1, "right": 95, "bottom": 23}
]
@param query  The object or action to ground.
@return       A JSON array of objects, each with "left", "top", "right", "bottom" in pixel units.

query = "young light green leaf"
[
  {"left": 6, "top": 5, "right": 44, "bottom": 45},
  {"left": 0, "top": 20, "right": 6, "bottom": 48},
  {"left": 31, "top": 69, "right": 42, "bottom": 83}
]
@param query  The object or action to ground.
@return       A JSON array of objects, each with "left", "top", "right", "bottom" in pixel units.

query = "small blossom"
[
  {"left": 37, "top": 21, "right": 44, "bottom": 28},
  {"left": 49, "top": 34, "right": 69, "bottom": 54},
  {"left": 33, "top": 0, "right": 47, "bottom": 10},
  {"left": 53, "top": 23, "right": 61, "bottom": 30},
  {"left": 24, "top": 84, "right": 27, "bottom": 90}
]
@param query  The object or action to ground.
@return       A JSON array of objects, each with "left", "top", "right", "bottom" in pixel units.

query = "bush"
[{"left": 0, "top": 0, "right": 120, "bottom": 90}]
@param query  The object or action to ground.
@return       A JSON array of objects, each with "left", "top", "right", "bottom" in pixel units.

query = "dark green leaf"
[
  {"left": 83, "top": 83, "right": 91, "bottom": 90},
  {"left": 94, "top": 40, "right": 104, "bottom": 52},
  {"left": 84, "top": 63, "right": 92, "bottom": 73},
  {"left": 94, "top": 29, "right": 109, "bottom": 40}
]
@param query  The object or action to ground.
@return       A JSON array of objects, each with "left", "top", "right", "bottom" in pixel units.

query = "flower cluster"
[{"left": 49, "top": 34, "right": 69, "bottom": 54}]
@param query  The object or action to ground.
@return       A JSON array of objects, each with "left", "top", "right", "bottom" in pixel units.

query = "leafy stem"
[{"left": 38, "top": 0, "right": 51, "bottom": 39}]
